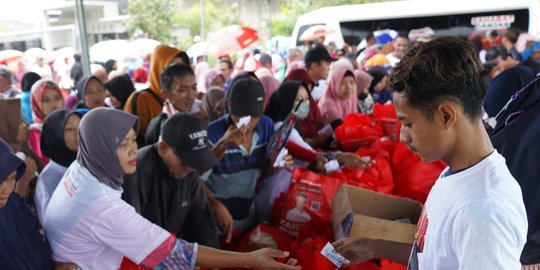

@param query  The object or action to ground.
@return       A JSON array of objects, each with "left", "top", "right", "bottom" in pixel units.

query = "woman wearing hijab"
[
  {"left": 76, "top": 75, "right": 107, "bottom": 110},
  {"left": 490, "top": 77, "right": 540, "bottom": 269},
  {"left": 44, "top": 108, "right": 299, "bottom": 270},
  {"left": 318, "top": 65, "right": 358, "bottom": 125},
  {"left": 256, "top": 69, "right": 281, "bottom": 108},
  {"left": 29, "top": 79, "right": 65, "bottom": 164},
  {"left": 35, "top": 108, "right": 87, "bottom": 224},
  {"left": 355, "top": 69, "right": 375, "bottom": 114},
  {"left": 103, "top": 74, "right": 135, "bottom": 110},
  {"left": 0, "top": 138, "right": 53, "bottom": 270},
  {"left": 366, "top": 66, "right": 392, "bottom": 104},
  {"left": 200, "top": 87, "right": 225, "bottom": 123},
  {"left": 20, "top": 72, "right": 42, "bottom": 124},
  {"left": 0, "top": 99, "right": 44, "bottom": 203},
  {"left": 205, "top": 69, "right": 225, "bottom": 91}
]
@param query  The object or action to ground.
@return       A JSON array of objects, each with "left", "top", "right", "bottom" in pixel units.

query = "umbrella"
[
  {"left": 187, "top": 41, "right": 209, "bottom": 57},
  {"left": 54, "top": 47, "right": 76, "bottom": 59},
  {"left": 127, "top": 38, "right": 160, "bottom": 59},
  {"left": 205, "top": 25, "right": 259, "bottom": 56},
  {"left": 299, "top": 25, "right": 334, "bottom": 42},
  {"left": 89, "top": 39, "right": 129, "bottom": 63},
  {"left": 0, "top": 50, "right": 23, "bottom": 65}
]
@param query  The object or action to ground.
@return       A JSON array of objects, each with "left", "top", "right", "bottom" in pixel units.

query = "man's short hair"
[
  {"left": 0, "top": 66, "right": 13, "bottom": 82},
  {"left": 390, "top": 36, "right": 488, "bottom": 121},
  {"left": 219, "top": 59, "right": 233, "bottom": 70},
  {"left": 159, "top": 63, "right": 195, "bottom": 91},
  {"left": 504, "top": 28, "right": 521, "bottom": 44},
  {"left": 177, "top": 51, "right": 191, "bottom": 66}
]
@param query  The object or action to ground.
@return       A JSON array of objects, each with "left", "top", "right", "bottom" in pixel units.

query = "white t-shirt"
[
  {"left": 35, "top": 160, "right": 68, "bottom": 225},
  {"left": 386, "top": 53, "right": 401, "bottom": 67},
  {"left": 45, "top": 162, "right": 171, "bottom": 270},
  {"left": 408, "top": 150, "right": 527, "bottom": 270},
  {"left": 311, "top": 80, "right": 327, "bottom": 101}
]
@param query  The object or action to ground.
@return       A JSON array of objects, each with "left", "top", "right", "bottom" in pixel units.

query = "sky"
[{"left": 0, "top": 0, "right": 63, "bottom": 23}]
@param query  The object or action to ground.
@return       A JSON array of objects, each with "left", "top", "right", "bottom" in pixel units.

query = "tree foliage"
[
  {"left": 175, "top": 0, "right": 240, "bottom": 38},
  {"left": 127, "top": 0, "right": 176, "bottom": 43}
]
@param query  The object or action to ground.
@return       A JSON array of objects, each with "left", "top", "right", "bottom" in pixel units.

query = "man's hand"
[
  {"left": 222, "top": 125, "right": 248, "bottom": 147},
  {"left": 336, "top": 152, "right": 373, "bottom": 170},
  {"left": 332, "top": 238, "right": 377, "bottom": 265},
  {"left": 53, "top": 262, "right": 81, "bottom": 270},
  {"left": 247, "top": 248, "right": 301, "bottom": 270},
  {"left": 314, "top": 154, "right": 329, "bottom": 173},
  {"left": 211, "top": 200, "right": 233, "bottom": 243}
]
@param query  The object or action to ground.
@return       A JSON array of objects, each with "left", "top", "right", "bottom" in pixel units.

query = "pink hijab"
[
  {"left": 355, "top": 69, "right": 373, "bottom": 95},
  {"left": 256, "top": 69, "right": 281, "bottom": 106},
  {"left": 205, "top": 69, "right": 225, "bottom": 91},
  {"left": 30, "top": 79, "right": 64, "bottom": 124},
  {"left": 318, "top": 65, "right": 357, "bottom": 124}
]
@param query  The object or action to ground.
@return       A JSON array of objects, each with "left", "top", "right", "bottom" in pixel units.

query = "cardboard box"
[{"left": 332, "top": 184, "right": 423, "bottom": 244}]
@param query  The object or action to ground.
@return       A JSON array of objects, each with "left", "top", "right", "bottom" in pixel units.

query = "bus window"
[{"left": 340, "top": 9, "right": 530, "bottom": 46}]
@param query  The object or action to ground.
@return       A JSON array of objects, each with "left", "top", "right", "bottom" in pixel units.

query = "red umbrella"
[
  {"left": 0, "top": 50, "right": 23, "bottom": 65},
  {"left": 205, "top": 25, "right": 259, "bottom": 56}
]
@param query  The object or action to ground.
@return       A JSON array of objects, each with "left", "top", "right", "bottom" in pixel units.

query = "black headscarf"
[
  {"left": 77, "top": 108, "right": 139, "bottom": 190},
  {"left": 484, "top": 65, "right": 536, "bottom": 117},
  {"left": 264, "top": 80, "right": 307, "bottom": 123},
  {"left": 490, "top": 75, "right": 540, "bottom": 264},
  {"left": 20, "top": 72, "right": 41, "bottom": 92},
  {"left": 104, "top": 74, "right": 135, "bottom": 109},
  {"left": 40, "top": 109, "right": 80, "bottom": 167},
  {"left": 366, "top": 66, "right": 387, "bottom": 94}
]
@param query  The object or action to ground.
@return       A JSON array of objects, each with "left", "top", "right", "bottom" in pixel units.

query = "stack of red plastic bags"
[{"left": 236, "top": 103, "right": 446, "bottom": 270}]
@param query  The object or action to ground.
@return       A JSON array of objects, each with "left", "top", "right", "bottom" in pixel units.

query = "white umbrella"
[
  {"left": 187, "top": 41, "right": 209, "bottom": 57},
  {"left": 0, "top": 49, "right": 23, "bottom": 64},
  {"left": 127, "top": 39, "right": 160, "bottom": 59},
  {"left": 90, "top": 39, "right": 129, "bottom": 63},
  {"left": 299, "top": 25, "right": 334, "bottom": 42}
]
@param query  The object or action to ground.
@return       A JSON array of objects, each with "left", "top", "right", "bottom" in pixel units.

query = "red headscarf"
[{"left": 30, "top": 79, "right": 63, "bottom": 124}]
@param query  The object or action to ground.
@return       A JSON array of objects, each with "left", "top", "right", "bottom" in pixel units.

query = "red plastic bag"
[
  {"left": 391, "top": 142, "right": 446, "bottom": 203},
  {"left": 290, "top": 236, "right": 336, "bottom": 270},
  {"left": 337, "top": 145, "right": 394, "bottom": 194},
  {"left": 238, "top": 224, "right": 293, "bottom": 252},
  {"left": 335, "top": 113, "right": 384, "bottom": 151},
  {"left": 372, "top": 104, "right": 402, "bottom": 141},
  {"left": 274, "top": 169, "right": 345, "bottom": 238}
]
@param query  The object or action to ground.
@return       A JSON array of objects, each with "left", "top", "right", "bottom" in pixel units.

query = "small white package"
[
  {"left": 236, "top": 116, "right": 251, "bottom": 129},
  {"left": 273, "top": 148, "right": 289, "bottom": 167},
  {"left": 320, "top": 242, "right": 351, "bottom": 268},
  {"left": 324, "top": 159, "right": 341, "bottom": 173}
]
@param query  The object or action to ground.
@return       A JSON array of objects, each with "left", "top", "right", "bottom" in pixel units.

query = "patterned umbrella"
[{"left": 205, "top": 25, "right": 259, "bottom": 56}]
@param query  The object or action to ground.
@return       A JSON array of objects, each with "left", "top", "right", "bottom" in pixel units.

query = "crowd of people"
[{"left": 0, "top": 24, "right": 539, "bottom": 270}]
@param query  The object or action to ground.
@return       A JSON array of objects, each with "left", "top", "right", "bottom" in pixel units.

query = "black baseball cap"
[
  {"left": 304, "top": 46, "right": 336, "bottom": 67},
  {"left": 229, "top": 78, "right": 265, "bottom": 116},
  {"left": 161, "top": 113, "right": 218, "bottom": 172}
]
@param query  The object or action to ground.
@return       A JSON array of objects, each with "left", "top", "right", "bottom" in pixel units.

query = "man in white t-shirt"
[
  {"left": 386, "top": 34, "right": 409, "bottom": 67},
  {"left": 334, "top": 36, "right": 527, "bottom": 269}
]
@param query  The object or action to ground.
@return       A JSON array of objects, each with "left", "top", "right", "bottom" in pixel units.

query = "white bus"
[{"left": 290, "top": 0, "right": 540, "bottom": 48}]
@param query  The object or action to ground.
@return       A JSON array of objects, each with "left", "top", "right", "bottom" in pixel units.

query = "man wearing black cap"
[
  {"left": 304, "top": 46, "right": 336, "bottom": 101},
  {"left": 122, "top": 113, "right": 225, "bottom": 247},
  {"left": 204, "top": 78, "right": 278, "bottom": 232}
]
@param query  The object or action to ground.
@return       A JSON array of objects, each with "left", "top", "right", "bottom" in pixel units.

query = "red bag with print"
[
  {"left": 391, "top": 142, "right": 446, "bottom": 203},
  {"left": 372, "top": 103, "right": 402, "bottom": 142},
  {"left": 274, "top": 168, "right": 345, "bottom": 238},
  {"left": 334, "top": 113, "right": 384, "bottom": 152},
  {"left": 290, "top": 235, "right": 335, "bottom": 270}
]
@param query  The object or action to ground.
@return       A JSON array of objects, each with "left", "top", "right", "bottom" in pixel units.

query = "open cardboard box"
[{"left": 332, "top": 184, "right": 423, "bottom": 244}]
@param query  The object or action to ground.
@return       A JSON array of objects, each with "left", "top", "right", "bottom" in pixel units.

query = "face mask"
[{"left": 293, "top": 101, "right": 310, "bottom": 120}]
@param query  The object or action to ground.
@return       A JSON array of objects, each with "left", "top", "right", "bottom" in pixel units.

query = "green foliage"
[
  {"left": 127, "top": 0, "right": 176, "bottom": 43},
  {"left": 175, "top": 0, "right": 240, "bottom": 39}
]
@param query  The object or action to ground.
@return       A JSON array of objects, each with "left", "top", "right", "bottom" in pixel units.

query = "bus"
[{"left": 290, "top": 0, "right": 540, "bottom": 48}]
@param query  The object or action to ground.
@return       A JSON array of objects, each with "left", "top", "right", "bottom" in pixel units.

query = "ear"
[
  {"left": 160, "top": 89, "right": 170, "bottom": 99},
  {"left": 157, "top": 140, "right": 168, "bottom": 156},
  {"left": 438, "top": 102, "right": 457, "bottom": 129}
]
